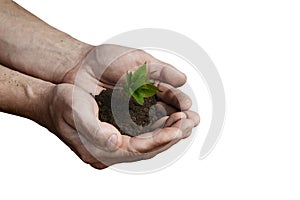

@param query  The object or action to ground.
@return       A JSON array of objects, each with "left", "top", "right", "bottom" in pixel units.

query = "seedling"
[
  {"left": 96, "top": 62, "right": 167, "bottom": 136},
  {"left": 122, "top": 63, "right": 161, "bottom": 105}
]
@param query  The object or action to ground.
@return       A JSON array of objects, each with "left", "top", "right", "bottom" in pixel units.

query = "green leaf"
[
  {"left": 129, "top": 87, "right": 134, "bottom": 95},
  {"left": 132, "top": 75, "right": 148, "bottom": 90},
  {"left": 141, "top": 83, "right": 161, "bottom": 93},
  {"left": 123, "top": 62, "right": 161, "bottom": 105},
  {"left": 122, "top": 84, "right": 129, "bottom": 96},
  {"left": 135, "top": 87, "right": 157, "bottom": 98},
  {"left": 135, "top": 83, "right": 161, "bottom": 99},
  {"left": 126, "top": 71, "right": 132, "bottom": 85},
  {"left": 131, "top": 63, "right": 147, "bottom": 83},
  {"left": 132, "top": 91, "right": 144, "bottom": 105}
]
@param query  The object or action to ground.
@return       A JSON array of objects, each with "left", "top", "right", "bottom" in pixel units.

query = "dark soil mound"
[{"left": 95, "top": 88, "right": 166, "bottom": 136}]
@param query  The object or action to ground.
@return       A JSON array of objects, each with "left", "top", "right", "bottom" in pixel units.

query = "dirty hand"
[{"left": 46, "top": 84, "right": 199, "bottom": 169}]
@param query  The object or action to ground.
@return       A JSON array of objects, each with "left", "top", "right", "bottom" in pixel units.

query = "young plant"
[{"left": 122, "top": 63, "right": 161, "bottom": 105}]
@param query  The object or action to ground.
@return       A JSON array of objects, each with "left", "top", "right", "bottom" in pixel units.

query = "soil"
[{"left": 95, "top": 88, "right": 166, "bottom": 137}]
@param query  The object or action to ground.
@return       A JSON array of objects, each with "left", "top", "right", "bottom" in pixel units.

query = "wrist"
[
  {"left": 28, "top": 81, "right": 56, "bottom": 127},
  {"left": 0, "top": 65, "right": 55, "bottom": 126},
  {"left": 54, "top": 37, "right": 94, "bottom": 82},
  {"left": 59, "top": 39, "right": 94, "bottom": 84}
]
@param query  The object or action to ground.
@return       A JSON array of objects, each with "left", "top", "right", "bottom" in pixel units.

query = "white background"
[{"left": 1, "top": 0, "right": 300, "bottom": 199}]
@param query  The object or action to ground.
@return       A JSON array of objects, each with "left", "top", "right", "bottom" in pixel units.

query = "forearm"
[
  {"left": 0, "top": 0, "right": 93, "bottom": 83},
  {"left": 0, "top": 63, "right": 54, "bottom": 126}
]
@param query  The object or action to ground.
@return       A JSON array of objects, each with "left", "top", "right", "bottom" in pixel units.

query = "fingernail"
[{"left": 107, "top": 134, "right": 117, "bottom": 151}]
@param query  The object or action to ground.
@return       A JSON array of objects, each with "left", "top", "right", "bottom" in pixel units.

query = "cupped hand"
[
  {"left": 58, "top": 44, "right": 200, "bottom": 168},
  {"left": 63, "top": 43, "right": 198, "bottom": 114},
  {"left": 46, "top": 84, "right": 199, "bottom": 169}
]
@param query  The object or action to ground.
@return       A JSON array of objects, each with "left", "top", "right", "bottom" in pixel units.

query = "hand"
[
  {"left": 63, "top": 44, "right": 197, "bottom": 112},
  {"left": 0, "top": 1, "right": 199, "bottom": 169},
  {"left": 45, "top": 84, "right": 199, "bottom": 169},
  {"left": 59, "top": 44, "right": 200, "bottom": 168}
]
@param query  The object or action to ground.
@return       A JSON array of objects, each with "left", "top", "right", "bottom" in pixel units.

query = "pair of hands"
[
  {"left": 45, "top": 44, "right": 200, "bottom": 169},
  {"left": 0, "top": 1, "right": 199, "bottom": 169}
]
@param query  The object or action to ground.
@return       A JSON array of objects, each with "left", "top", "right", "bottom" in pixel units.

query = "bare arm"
[
  {"left": 0, "top": 63, "right": 54, "bottom": 126},
  {"left": 0, "top": 0, "right": 92, "bottom": 83}
]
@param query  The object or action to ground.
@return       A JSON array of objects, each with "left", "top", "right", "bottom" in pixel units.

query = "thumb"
[
  {"left": 85, "top": 121, "right": 122, "bottom": 152},
  {"left": 72, "top": 88, "right": 122, "bottom": 152},
  {"left": 76, "top": 114, "right": 122, "bottom": 151}
]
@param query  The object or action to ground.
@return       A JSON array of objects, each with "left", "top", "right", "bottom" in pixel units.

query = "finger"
[
  {"left": 80, "top": 119, "right": 122, "bottom": 152},
  {"left": 156, "top": 82, "right": 192, "bottom": 111},
  {"left": 147, "top": 62, "right": 187, "bottom": 87},
  {"left": 144, "top": 118, "right": 194, "bottom": 158},
  {"left": 164, "top": 112, "right": 187, "bottom": 127},
  {"left": 156, "top": 101, "right": 178, "bottom": 115},
  {"left": 77, "top": 127, "right": 182, "bottom": 166},
  {"left": 121, "top": 114, "right": 192, "bottom": 155},
  {"left": 140, "top": 138, "right": 181, "bottom": 160},
  {"left": 149, "top": 116, "right": 168, "bottom": 130},
  {"left": 77, "top": 133, "right": 147, "bottom": 165},
  {"left": 77, "top": 119, "right": 195, "bottom": 166},
  {"left": 117, "top": 118, "right": 195, "bottom": 161},
  {"left": 184, "top": 110, "right": 200, "bottom": 127},
  {"left": 142, "top": 53, "right": 187, "bottom": 87},
  {"left": 125, "top": 49, "right": 187, "bottom": 87},
  {"left": 72, "top": 88, "right": 122, "bottom": 151},
  {"left": 171, "top": 118, "right": 195, "bottom": 139},
  {"left": 137, "top": 118, "right": 193, "bottom": 160},
  {"left": 89, "top": 45, "right": 186, "bottom": 87},
  {"left": 128, "top": 127, "right": 182, "bottom": 153},
  {"left": 77, "top": 134, "right": 133, "bottom": 165}
]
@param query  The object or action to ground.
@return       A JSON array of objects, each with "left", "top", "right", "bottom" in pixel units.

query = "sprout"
[{"left": 122, "top": 62, "right": 161, "bottom": 105}]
